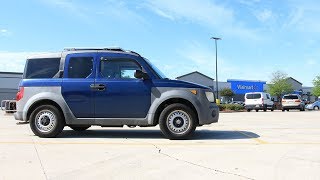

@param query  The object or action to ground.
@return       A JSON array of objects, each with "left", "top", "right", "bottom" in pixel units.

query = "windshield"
[{"left": 143, "top": 58, "right": 167, "bottom": 79}]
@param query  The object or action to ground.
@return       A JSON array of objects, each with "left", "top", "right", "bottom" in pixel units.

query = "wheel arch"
[
  {"left": 152, "top": 98, "right": 199, "bottom": 126},
  {"left": 26, "top": 99, "right": 65, "bottom": 122}
]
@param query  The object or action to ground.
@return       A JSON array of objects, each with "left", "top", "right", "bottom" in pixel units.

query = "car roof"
[
  {"left": 27, "top": 52, "right": 61, "bottom": 59},
  {"left": 27, "top": 47, "right": 141, "bottom": 59}
]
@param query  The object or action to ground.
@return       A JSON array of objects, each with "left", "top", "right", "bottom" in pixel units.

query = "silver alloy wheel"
[
  {"left": 35, "top": 110, "right": 57, "bottom": 133},
  {"left": 166, "top": 110, "right": 191, "bottom": 134},
  {"left": 315, "top": 106, "right": 319, "bottom": 110}
]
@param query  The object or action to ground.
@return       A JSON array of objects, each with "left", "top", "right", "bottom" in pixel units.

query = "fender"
[
  {"left": 22, "top": 87, "right": 76, "bottom": 124},
  {"left": 147, "top": 87, "right": 202, "bottom": 125}
]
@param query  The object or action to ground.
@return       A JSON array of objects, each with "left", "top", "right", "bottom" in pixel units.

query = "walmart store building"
[{"left": 176, "top": 71, "right": 316, "bottom": 102}]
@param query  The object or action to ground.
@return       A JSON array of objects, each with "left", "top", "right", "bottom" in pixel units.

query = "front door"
[
  {"left": 94, "top": 54, "right": 152, "bottom": 118},
  {"left": 61, "top": 53, "right": 96, "bottom": 118}
]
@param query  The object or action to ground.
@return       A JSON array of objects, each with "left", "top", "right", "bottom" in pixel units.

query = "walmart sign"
[{"left": 227, "top": 80, "right": 266, "bottom": 94}]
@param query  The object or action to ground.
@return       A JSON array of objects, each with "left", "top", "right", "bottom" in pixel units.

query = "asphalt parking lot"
[{"left": 0, "top": 110, "right": 320, "bottom": 180}]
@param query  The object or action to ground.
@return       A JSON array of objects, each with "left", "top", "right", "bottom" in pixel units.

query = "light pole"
[{"left": 211, "top": 37, "right": 221, "bottom": 103}]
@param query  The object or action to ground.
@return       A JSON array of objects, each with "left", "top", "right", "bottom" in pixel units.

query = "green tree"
[
  {"left": 220, "top": 88, "right": 235, "bottom": 97},
  {"left": 267, "top": 71, "right": 293, "bottom": 101},
  {"left": 220, "top": 88, "right": 235, "bottom": 103},
  {"left": 312, "top": 75, "right": 320, "bottom": 97}
]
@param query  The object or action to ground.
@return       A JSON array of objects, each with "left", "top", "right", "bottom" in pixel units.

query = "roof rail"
[
  {"left": 64, "top": 47, "right": 125, "bottom": 52},
  {"left": 63, "top": 47, "right": 141, "bottom": 56},
  {"left": 126, "top": 50, "right": 141, "bottom": 57}
]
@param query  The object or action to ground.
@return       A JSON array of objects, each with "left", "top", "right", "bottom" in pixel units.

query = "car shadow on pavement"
[{"left": 58, "top": 129, "right": 260, "bottom": 140}]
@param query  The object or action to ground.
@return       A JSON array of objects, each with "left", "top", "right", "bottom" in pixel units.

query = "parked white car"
[
  {"left": 244, "top": 92, "right": 275, "bottom": 112},
  {"left": 281, "top": 94, "right": 305, "bottom": 111}
]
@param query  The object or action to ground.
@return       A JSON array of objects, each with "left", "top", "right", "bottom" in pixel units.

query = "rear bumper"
[
  {"left": 245, "top": 104, "right": 265, "bottom": 110},
  {"left": 14, "top": 111, "right": 24, "bottom": 121},
  {"left": 282, "top": 105, "right": 302, "bottom": 109}
]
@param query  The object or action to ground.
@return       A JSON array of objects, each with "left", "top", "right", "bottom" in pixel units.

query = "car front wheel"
[
  {"left": 159, "top": 103, "right": 197, "bottom": 140},
  {"left": 30, "top": 105, "right": 65, "bottom": 138},
  {"left": 314, "top": 106, "right": 319, "bottom": 110}
]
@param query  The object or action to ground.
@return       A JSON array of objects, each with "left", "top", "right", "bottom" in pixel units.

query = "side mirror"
[{"left": 134, "top": 70, "right": 149, "bottom": 80}]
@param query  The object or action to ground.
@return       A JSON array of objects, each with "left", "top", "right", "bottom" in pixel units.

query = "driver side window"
[{"left": 100, "top": 58, "right": 141, "bottom": 79}]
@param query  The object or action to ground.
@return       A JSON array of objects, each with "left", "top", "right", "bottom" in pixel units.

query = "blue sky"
[{"left": 0, "top": 0, "right": 319, "bottom": 86}]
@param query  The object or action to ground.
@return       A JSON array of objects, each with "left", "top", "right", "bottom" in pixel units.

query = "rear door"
[
  {"left": 61, "top": 53, "right": 96, "bottom": 118},
  {"left": 246, "top": 93, "right": 262, "bottom": 105},
  {"left": 283, "top": 95, "right": 299, "bottom": 106}
]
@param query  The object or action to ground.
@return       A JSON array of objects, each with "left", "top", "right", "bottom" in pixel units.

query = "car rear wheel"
[
  {"left": 256, "top": 109, "right": 259, "bottom": 112},
  {"left": 30, "top": 105, "right": 65, "bottom": 138},
  {"left": 247, "top": 109, "right": 251, "bottom": 112},
  {"left": 69, "top": 125, "right": 91, "bottom": 131},
  {"left": 159, "top": 103, "right": 197, "bottom": 140}
]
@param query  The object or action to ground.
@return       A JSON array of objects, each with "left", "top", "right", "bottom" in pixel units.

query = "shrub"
[{"left": 218, "top": 104, "right": 244, "bottom": 111}]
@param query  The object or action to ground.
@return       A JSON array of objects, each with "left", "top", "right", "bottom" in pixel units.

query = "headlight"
[{"left": 205, "top": 91, "right": 215, "bottom": 102}]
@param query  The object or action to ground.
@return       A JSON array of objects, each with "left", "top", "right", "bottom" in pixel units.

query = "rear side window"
[
  {"left": 283, "top": 95, "right": 299, "bottom": 99},
  {"left": 68, "top": 57, "right": 93, "bottom": 78},
  {"left": 246, "top": 93, "right": 261, "bottom": 99},
  {"left": 24, "top": 58, "right": 60, "bottom": 79}
]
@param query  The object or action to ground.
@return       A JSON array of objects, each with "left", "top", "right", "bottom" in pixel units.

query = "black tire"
[
  {"left": 282, "top": 109, "right": 285, "bottom": 112},
  {"left": 159, "top": 103, "right": 197, "bottom": 140},
  {"left": 287, "top": 109, "right": 290, "bottom": 111},
  {"left": 300, "top": 105, "right": 305, "bottom": 111},
  {"left": 271, "top": 105, "right": 274, "bottom": 111},
  {"left": 30, "top": 105, "right": 65, "bottom": 138},
  {"left": 69, "top": 125, "right": 91, "bottom": 131},
  {"left": 314, "top": 106, "right": 319, "bottom": 110},
  {"left": 256, "top": 109, "right": 259, "bottom": 112},
  {"left": 247, "top": 109, "right": 251, "bottom": 112}
]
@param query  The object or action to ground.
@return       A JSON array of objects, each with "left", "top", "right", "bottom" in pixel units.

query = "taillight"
[
  {"left": 295, "top": 100, "right": 301, "bottom": 102},
  {"left": 16, "top": 87, "right": 24, "bottom": 101}
]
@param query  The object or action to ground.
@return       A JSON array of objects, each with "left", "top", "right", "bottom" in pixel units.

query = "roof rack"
[
  {"left": 64, "top": 47, "right": 125, "bottom": 52},
  {"left": 126, "top": 50, "right": 141, "bottom": 57},
  {"left": 63, "top": 47, "right": 141, "bottom": 56}
]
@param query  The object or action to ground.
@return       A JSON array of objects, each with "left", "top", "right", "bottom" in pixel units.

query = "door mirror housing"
[{"left": 134, "top": 70, "right": 149, "bottom": 80}]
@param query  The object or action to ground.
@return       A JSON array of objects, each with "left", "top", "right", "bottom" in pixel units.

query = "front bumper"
[{"left": 198, "top": 103, "right": 219, "bottom": 125}]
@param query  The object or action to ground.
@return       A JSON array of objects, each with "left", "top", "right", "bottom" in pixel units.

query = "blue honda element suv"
[{"left": 14, "top": 48, "right": 219, "bottom": 139}]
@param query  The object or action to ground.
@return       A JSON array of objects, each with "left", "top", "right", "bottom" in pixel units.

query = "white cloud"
[
  {"left": 42, "top": 0, "right": 146, "bottom": 25},
  {"left": 0, "top": 52, "right": 49, "bottom": 73},
  {"left": 255, "top": 9, "right": 274, "bottom": 23},
  {"left": 0, "top": 29, "right": 12, "bottom": 37},
  {"left": 238, "top": 0, "right": 261, "bottom": 6},
  {"left": 283, "top": 1, "right": 320, "bottom": 33},
  {"left": 143, "top": 0, "right": 261, "bottom": 41},
  {"left": 175, "top": 41, "right": 239, "bottom": 81}
]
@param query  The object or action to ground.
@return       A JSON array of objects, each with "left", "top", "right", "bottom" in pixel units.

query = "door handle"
[{"left": 90, "top": 84, "right": 106, "bottom": 91}]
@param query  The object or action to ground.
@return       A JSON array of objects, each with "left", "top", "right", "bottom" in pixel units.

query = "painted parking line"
[
  {"left": 1, "top": 141, "right": 320, "bottom": 146},
  {"left": 233, "top": 129, "right": 268, "bottom": 144}
]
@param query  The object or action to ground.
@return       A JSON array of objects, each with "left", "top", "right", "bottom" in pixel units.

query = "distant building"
[
  {"left": 176, "top": 71, "right": 317, "bottom": 102},
  {"left": 0, "top": 72, "right": 23, "bottom": 103}
]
